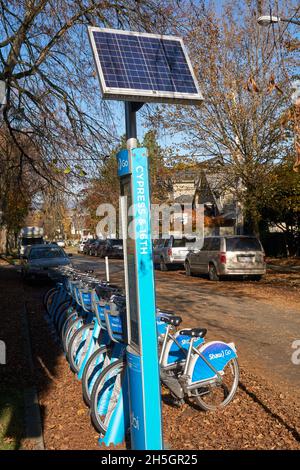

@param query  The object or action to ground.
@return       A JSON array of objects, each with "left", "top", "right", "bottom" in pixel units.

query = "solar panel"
[{"left": 88, "top": 27, "right": 203, "bottom": 105}]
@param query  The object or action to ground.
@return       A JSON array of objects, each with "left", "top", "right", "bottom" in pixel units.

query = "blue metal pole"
[{"left": 117, "top": 102, "right": 163, "bottom": 449}]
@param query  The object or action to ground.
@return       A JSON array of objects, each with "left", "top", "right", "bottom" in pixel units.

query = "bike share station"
[{"left": 88, "top": 27, "right": 203, "bottom": 449}]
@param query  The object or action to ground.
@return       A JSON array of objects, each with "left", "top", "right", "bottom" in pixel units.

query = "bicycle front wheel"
[
  {"left": 82, "top": 345, "right": 112, "bottom": 406},
  {"left": 192, "top": 358, "right": 239, "bottom": 411},
  {"left": 67, "top": 323, "right": 95, "bottom": 373},
  {"left": 90, "top": 358, "right": 126, "bottom": 435}
]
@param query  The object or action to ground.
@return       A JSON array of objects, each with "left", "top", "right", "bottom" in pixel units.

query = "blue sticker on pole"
[{"left": 117, "top": 149, "right": 131, "bottom": 177}]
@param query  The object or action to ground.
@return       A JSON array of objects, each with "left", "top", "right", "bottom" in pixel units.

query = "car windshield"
[
  {"left": 29, "top": 247, "right": 66, "bottom": 260},
  {"left": 173, "top": 237, "right": 196, "bottom": 248},
  {"left": 21, "top": 237, "right": 43, "bottom": 246},
  {"left": 225, "top": 237, "right": 262, "bottom": 252}
]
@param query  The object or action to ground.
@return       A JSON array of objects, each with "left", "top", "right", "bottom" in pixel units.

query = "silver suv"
[
  {"left": 153, "top": 236, "right": 196, "bottom": 271},
  {"left": 185, "top": 236, "right": 266, "bottom": 281}
]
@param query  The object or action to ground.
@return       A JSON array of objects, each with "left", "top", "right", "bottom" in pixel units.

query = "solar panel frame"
[{"left": 88, "top": 27, "right": 204, "bottom": 105}]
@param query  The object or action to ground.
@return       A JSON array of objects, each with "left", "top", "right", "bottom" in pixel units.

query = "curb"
[{"left": 20, "top": 303, "right": 45, "bottom": 450}]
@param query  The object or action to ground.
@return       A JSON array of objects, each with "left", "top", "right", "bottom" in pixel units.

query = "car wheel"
[
  {"left": 160, "top": 257, "right": 168, "bottom": 271},
  {"left": 208, "top": 263, "right": 219, "bottom": 281},
  {"left": 185, "top": 261, "right": 192, "bottom": 276}
]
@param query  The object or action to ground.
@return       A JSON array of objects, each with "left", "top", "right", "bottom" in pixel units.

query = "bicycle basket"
[
  {"left": 79, "top": 289, "right": 92, "bottom": 312},
  {"left": 105, "top": 297, "right": 126, "bottom": 343}
]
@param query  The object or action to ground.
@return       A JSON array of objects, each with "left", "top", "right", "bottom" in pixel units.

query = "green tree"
[{"left": 259, "top": 157, "right": 300, "bottom": 255}]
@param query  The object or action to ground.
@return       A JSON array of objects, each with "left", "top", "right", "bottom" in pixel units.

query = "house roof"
[{"left": 174, "top": 194, "right": 194, "bottom": 204}]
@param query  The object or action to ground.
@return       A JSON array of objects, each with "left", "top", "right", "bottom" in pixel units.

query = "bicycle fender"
[{"left": 189, "top": 341, "right": 237, "bottom": 384}]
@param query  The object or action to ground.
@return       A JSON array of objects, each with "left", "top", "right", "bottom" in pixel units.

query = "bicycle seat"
[
  {"left": 160, "top": 315, "right": 182, "bottom": 327},
  {"left": 179, "top": 328, "right": 207, "bottom": 338}
]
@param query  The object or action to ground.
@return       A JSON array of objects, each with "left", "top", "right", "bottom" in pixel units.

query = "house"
[{"left": 169, "top": 157, "right": 244, "bottom": 235}]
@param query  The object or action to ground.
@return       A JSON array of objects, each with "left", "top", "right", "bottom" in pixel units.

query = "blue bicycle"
[{"left": 44, "top": 266, "right": 239, "bottom": 438}]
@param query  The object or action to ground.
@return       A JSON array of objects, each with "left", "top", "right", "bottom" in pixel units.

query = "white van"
[{"left": 18, "top": 227, "right": 44, "bottom": 257}]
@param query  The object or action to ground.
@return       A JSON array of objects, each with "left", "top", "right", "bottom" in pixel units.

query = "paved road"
[{"left": 72, "top": 254, "right": 300, "bottom": 400}]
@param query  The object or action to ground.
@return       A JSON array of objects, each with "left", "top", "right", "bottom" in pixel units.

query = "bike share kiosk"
[{"left": 88, "top": 27, "right": 203, "bottom": 449}]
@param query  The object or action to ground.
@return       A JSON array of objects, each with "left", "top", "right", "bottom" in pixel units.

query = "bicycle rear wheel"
[{"left": 90, "top": 358, "right": 126, "bottom": 434}]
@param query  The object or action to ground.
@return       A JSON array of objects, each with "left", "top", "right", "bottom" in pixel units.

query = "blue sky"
[{"left": 95, "top": 0, "right": 300, "bottom": 160}]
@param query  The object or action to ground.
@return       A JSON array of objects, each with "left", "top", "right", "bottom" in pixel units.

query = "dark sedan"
[
  {"left": 83, "top": 239, "right": 98, "bottom": 255},
  {"left": 91, "top": 239, "right": 106, "bottom": 256},
  {"left": 98, "top": 239, "right": 124, "bottom": 259}
]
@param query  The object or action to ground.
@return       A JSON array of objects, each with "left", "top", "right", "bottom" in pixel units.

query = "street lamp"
[
  {"left": 257, "top": 13, "right": 300, "bottom": 173},
  {"left": 257, "top": 15, "right": 300, "bottom": 27}
]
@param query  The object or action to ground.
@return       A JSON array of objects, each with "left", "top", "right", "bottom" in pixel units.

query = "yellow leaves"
[
  {"left": 49, "top": 161, "right": 87, "bottom": 177},
  {"left": 267, "top": 74, "right": 283, "bottom": 95},
  {"left": 244, "top": 74, "right": 283, "bottom": 96},
  {"left": 245, "top": 76, "right": 260, "bottom": 93}
]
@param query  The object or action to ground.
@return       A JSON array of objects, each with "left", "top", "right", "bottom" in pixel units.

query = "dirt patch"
[
  {"left": 162, "top": 367, "right": 300, "bottom": 449},
  {"left": 164, "top": 268, "right": 300, "bottom": 309},
  {"left": 267, "top": 257, "right": 300, "bottom": 268},
  {"left": 24, "top": 276, "right": 300, "bottom": 450},
  {"left": 1, "top": 263, "right": 300, "bottom": 450}
]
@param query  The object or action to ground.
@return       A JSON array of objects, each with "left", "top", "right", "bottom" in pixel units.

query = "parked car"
[
  {"left": 56, "top": 239, "right": 65, "bottom": 248},
  {"left": 153, "top": 236, "right": 196, "bottom": 271},
  {"left": 92, "top": 239, "right": 107, "bottom": 256},
  {"left": 185, "top": 235, "right": 266, "bottom": 281},
  {"left": 83, "top": 239, "right": 98, "bottom": 255},
  {"left": 98, "top": 239, "right": 123, "bottom": 258},
  {"left": 21, "top": 244, "right": 72, "bottom": 281}
]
